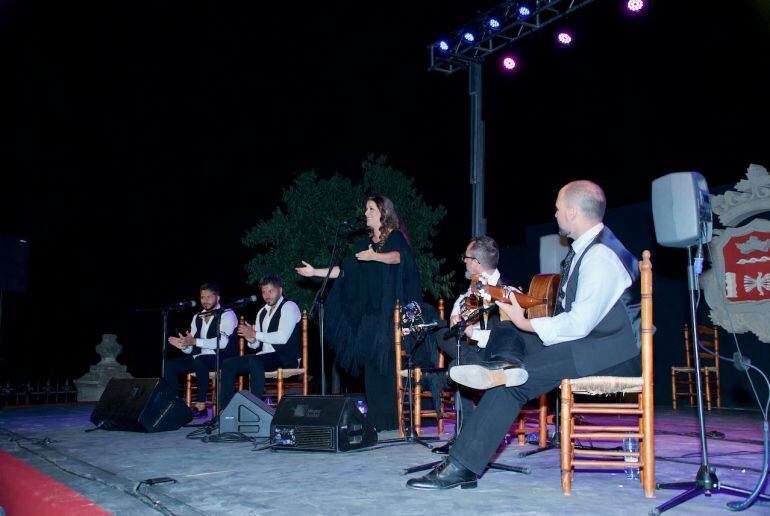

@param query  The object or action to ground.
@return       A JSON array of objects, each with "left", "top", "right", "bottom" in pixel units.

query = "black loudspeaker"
[
  {"left": 271, "top": 395, "right": 378, "bottom": 452},
  {"left": 651, "top": 172, "right": 713, "bottom": 248},
  {"left": 0, "top": 235, "right": 28, "bottom": 292},
  {"left": 90, "top": 378, "right": 193, "bottom": 432},
  {"left": 219, "top": 390, "right": 275, "bottom": 437}
]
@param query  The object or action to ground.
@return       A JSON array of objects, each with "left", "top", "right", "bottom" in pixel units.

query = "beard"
[
  {"left": 465, "top": 271, "right": 472, "bottom": 280},
  {"left": 558, "top": 225, "right": 570, "bottom": 238}
]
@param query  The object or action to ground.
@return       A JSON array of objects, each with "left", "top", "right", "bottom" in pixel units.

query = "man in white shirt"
[
  {"left": 165, "top": 283, "right": 237, "bottom": 417},
  {"left": 432, "top": 235, "right": 527, "bottom": 455},
  {"left": 407, "top": 180, "right": 642, "bottom": 490},
  {"left": 219, "top": 275, "right": 302, "bottom": 411}
]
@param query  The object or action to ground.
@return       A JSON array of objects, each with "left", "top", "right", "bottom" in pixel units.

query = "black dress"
[{"left": 324, "top": 229, "right": 423, "bottom": 431}]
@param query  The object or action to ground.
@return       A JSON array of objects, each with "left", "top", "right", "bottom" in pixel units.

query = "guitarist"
[
  {"left": 407, "top": 180, "right": 642, "bottom": 490},
  {"left": 431, "top": 235, "right": 528, "bottom": 454}
]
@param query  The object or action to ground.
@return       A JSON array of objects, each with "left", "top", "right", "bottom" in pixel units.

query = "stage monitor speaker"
[
  {"left": 651, "top": 172, "right": 713, "bottom": 248},
  {"left": 0, "top": 235, "right": 28, "bottom": 292},
  {"left": 271, "top": 395, "right": 378, "bottom": 452},
  {"left": 219, "top": 390, "right": 275, "bottom": 437},
  {"left": 90, "top": 378, "right": 192, "bottom": 432}
]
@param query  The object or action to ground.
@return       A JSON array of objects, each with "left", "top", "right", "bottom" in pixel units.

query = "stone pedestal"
[{"left": 74, "top": 334, "right": 133, "bottom": 401}]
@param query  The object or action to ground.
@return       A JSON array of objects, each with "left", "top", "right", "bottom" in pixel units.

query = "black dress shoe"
[
  {"left": 449, "top": 359, "right": 528, "bottom": 390},
  {"left": 431, "top": 438, "right": 454, "bottom": 455},
  {"left": 406, "top": 457, "right": 477, "bottom": 490}
]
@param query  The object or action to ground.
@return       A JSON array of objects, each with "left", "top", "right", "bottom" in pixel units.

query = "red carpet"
[{"left": 0, "top": 450, "right": 110, "bottom": 515}]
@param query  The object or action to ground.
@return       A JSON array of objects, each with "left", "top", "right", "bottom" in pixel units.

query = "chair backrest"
[{"left": 682, "top": 324, "right": 719, "bottom": 370}]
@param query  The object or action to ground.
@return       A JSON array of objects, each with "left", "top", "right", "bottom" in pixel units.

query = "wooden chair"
[
  {"left": 263, "top": 310, "right": 310, "bottom": 405},
  {"left": 671, "top": 324, "right": 721, "bottom": 411},
  {"left": 395, "top": 299, "right": 549, "bottom": 447},
  {"left": 186, "top": 311, "right": 310, "bottom": 409},
  {"left": 560, "top": 250, "right": 655, "bottom": 498},
  {"left": 396, "top": 299, "right": 453, "bottom": 437}
]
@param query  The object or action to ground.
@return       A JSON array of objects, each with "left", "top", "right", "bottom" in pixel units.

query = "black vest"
[
  {"left": 256, "top": 298, "right": 301, "bottom": 366},
  {"left": 192, "top": 309, "right": 238, "bottom": 359},
  {"left": 563, "top": 226, "right": 641, "bottom": 376}
]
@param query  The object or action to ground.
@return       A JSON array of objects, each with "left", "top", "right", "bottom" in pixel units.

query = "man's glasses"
[{"left": 460, "top": 254, "right": 479, "bottom": 263}]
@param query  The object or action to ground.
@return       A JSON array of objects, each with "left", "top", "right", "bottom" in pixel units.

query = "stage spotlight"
[
  {"left": 557, "top": 31, "right": 573, "bottom": 46},
  {"left": 626, "top": 0, "right": 644, "bottom": 13},
  {"left": 501, "top": 55, "right": 517, "bottom": 71},
  {"left": 437, "top": 40, "right": 450, "bottom": 52},
  {"left": 462, "top": 31, "right": 475, "bottom": 43},
  {"left": 517, "top": 5, "right": 532, "bottom": 18},
  {"left": 487, "top": 17, "right": 501, "bottom": 30}
]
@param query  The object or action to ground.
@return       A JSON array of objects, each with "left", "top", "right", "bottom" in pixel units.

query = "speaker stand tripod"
[{"left": 652, "top": 246, "right": 770, "bottom": 514}]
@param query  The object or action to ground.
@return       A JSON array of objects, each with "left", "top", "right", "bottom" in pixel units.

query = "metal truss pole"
[{"left": 469, "top": 62, "right": 486, "bottom": 238}]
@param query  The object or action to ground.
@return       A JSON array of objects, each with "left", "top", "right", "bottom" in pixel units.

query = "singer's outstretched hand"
[{"left": 295, "top": 260, "right": 316, "bottom": 277}]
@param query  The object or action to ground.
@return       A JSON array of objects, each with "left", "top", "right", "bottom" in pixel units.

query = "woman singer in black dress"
[{"left": 296, "top": 194, "right": 423, "bottom": 431}]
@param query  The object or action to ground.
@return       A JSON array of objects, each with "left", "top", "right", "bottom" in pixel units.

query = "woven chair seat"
[
  {"left": 265, "top": 368, "right": 305, "bottom": 379},
  {"left": 568, "top": 375, "right": 643, "bottom": 395}
]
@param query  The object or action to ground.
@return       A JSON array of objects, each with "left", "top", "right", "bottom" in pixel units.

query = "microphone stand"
[
  {"left": 135, "top": 303, "right": 194, "bottom": 379},
  {"left": 381, "top": 327, "right": 442, "bottom": 451},
  {"left": 309, "top": 222, "right": 347, "bottom": 395}
]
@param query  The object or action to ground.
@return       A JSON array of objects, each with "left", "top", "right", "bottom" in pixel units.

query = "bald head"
[
  {"left": 555, "top": 180, "right": 607, "bottom": 239},
  {"left": 561, "top": 180, "right": 606, "bottom": 222}
]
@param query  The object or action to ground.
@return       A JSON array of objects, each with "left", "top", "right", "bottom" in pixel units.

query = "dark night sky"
[{"left": 1, "top": 0, "right": 769, "bottom": 383}]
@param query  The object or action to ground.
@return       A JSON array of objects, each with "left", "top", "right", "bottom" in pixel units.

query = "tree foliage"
[{"left": 244, "top": 155, "right": 455, "bottom": 310}]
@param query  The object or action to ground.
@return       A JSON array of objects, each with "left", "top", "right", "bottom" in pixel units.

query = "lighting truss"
[{"left": 428, "top": 0, "right": 598, "bottom": 74}]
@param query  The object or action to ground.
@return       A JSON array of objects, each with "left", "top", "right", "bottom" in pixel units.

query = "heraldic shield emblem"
[
  {"left": 702, "top": 164, "right": 770, "bottom": 343},
  {"left": 722, "top": 230, "right": 770, "bottom": 302}
]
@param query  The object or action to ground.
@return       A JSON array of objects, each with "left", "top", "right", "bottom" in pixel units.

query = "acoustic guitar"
[{"left": 468, "top": 273, "right": 560, "bottom": 319}]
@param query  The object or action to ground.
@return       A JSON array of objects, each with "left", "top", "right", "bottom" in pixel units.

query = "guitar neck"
[{"left": 483, "top": 285, "right": 546, "bottom": 310}]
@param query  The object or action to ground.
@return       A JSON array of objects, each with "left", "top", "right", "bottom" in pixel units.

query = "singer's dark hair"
[
  {"left": 365, "top": 193, "right": 410, "bottom": 244},
  {"left": 259, "top": 274, "right": 283, "bottom": 289},
  {"left": 200, "top": 283, "right": 221, "bottom": 295}
]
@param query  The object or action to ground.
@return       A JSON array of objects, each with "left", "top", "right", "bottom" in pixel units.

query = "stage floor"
[{"left": 1, "top": 403, "right": 768, "bottom": 515}]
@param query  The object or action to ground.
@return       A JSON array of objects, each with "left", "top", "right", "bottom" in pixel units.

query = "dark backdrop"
[{"left": 0, "top": 1, "right": 769, "bottom": 403}]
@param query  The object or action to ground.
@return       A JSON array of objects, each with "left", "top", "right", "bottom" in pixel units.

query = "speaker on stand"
[{"left": 650, "top": 171, "right": 770, "bottom": 514}]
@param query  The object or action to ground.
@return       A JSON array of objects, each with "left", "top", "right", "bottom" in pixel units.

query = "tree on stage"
[{"left": 243, "top": 154, "right": 455, "bottom": 310}]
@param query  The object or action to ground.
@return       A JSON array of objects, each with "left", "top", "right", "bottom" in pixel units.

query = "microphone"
[
  {"left": 412, "top": 320, "right": 449, "bottom": 332},
  {"left": 340, "top": 214, "right": 366, "bottom": 226},
  {"left": 228, "top": 295, "right": 259, "bottom": 307},
  {"left": 169, "top": 300, "right": 197, "bottom": 311}
]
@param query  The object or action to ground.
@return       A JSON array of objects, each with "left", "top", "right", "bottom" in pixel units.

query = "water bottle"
[{"left": 623, "top": 436, "right": 639, "bottom": 480}]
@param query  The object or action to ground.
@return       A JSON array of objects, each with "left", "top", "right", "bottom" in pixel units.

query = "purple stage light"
[
  {"left": 557, "top": 32, "right": 573, "bottom": 45},
  {"left": 501, "top": 56, "right": 517, "bottom": 71},
  {"left": 462, "top": 32, "right": 475, "bottom": 43},
  {"left": 437, "top": 40, "right": 450, "bottom": 52},
  {"left": 627, "top": 0, "right": 644, "bottom": 13}
]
